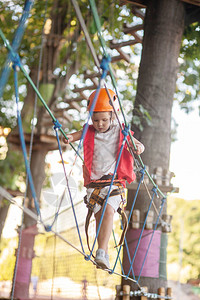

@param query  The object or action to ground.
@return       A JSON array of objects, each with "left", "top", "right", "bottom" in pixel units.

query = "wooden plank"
[
  {"left": 115, "top": 285, "right": 121, "bottom": 300},
  {"left": 90, "top": 77, "right": 99, "bottom": 87},
  {"left": 6, "top": 188, "right": 24, "bottom": 197},
  {"left": 111, "top": 54, "right": 125, "bottom": 62},
  {"left": 122, "top": 0, "right": 200, "bottom": 8},
  {"left": 123, "top": 24, "right": 144, "bottom": 35},
  {"left": 84, "top": 70, "right": 101, "bottom": 79},
  {"left": 167, "top": 287, "right": 172, "bottom": 298},
  {"left": 131, "top": 7, "right": 145, "bottom": 19},
  {"left": 110, "top": 39, "right": 138, "bottom": 49},
  {"left": 126, "top": 182, "right": 179, "bottom": 193},
  {"left": 117, "top": 48, "right": 131, "bottom": 63},
  {"left": 120, "top": 0, "right": 147, "bottom": 8},
  {"left": 69, "top": 101, "right": 82, "bottom": 112},
  {"left": 141, "top": 286, "right": 148, "bottom": 300},
  {"left": 122, "top": 285, "right": 130, "bottom": 300},
  {"left": 145, "top": 210, "right": 154, "bottom": 230},
  {"left": 73, "top": 84, "right": 97, "bottom": 93},
  {"left": 182, "top": 0, "right": 200, "bottom": 6},
  {"left": 131, "top": 209, "right": 140, "bottom": 229},
  {"left": 158, "top": 287, "right": 165, "bottom": 299},
  {"left": 63, "top": 96, "right": 84, "bottom": 103}
]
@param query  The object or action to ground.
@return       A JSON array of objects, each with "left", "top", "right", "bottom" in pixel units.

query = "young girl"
[{"left": 64, "top": 88, "right": 145, "bottom": 269}]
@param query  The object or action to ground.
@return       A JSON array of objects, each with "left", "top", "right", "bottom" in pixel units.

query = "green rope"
[
  {"left": 20, "top": 63, "right": 83, "bottom": 160},
  {"left": 88, "top": 0, "right": 166, "bottom": 198}
]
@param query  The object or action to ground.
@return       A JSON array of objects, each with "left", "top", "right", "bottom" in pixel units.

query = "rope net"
[{"left": 0, "top": 0, "right": 172, "bottom": 299}]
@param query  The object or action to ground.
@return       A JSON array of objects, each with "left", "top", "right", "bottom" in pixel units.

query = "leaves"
[{"left": 168, "top": 196, "right": 200, "bottom": 282}]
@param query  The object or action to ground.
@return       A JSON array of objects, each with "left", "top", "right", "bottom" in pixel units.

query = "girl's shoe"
[{"left": 95, "top": 249, "right": 110, "bottom": 269}]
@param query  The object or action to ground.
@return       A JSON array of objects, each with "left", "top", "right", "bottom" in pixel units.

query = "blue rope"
[
  {"left": 100, "top": 55, "right": 111, "bottom": 78},
  {"left": 87, "top": 125, "right": 130, "bottom": 260},
  {"left": 13, "top": 65, "right": 69, "bottom": 235},
  {"left": 123, "top": 234, "right": 136, "bottom": 279},
  {"left": 126, "top": 186, "right": 158, "bottom": 278},
  {"left": 0, "top": 0, "right": 34, "bottom": 98},
  {"left": 112, "top": 229, "right": 125, "bottom": 275},
  {"left": 111, "top": 167, "right": 145, "bottom": 276},
  {"left": 137, "top": 197, "right": 166, "bottom": 282},
  {"left": 13, "top": 64, "right": 41, "bottom": 218},
  {"left": 53, "top": 122, "right": 85, "bottom": 253}
]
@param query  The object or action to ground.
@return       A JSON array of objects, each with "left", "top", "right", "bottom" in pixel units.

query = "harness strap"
[
  {"left": 115, "top": 206, "right": 128, "bottom": 248},
  {"left": 84, "top": 181, "right": 128, "bottom": 255}
]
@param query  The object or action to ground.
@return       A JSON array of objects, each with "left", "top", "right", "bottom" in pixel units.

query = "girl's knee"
[
  {"left": 95, "top": 204, "right": 115, "bottom": 222},
  {"left": 105, "top": 204, "right": 115, "bottom": 217}
]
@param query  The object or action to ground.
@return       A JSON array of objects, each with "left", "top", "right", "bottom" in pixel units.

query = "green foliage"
[
  {"left": 0, "top": 237, "right": 17, "bottom": 281},
  {"left": 167, "top": 196, "right": 200, "bottom": 282},
  {"left": 175, "top": 22, "right": 200, "bottom": 114},
  {"left": 181, "top": 23, "right": 200, "bottom": 60},
  {"left": 0, "top": 147, "right": 25, "bottom": 190}
]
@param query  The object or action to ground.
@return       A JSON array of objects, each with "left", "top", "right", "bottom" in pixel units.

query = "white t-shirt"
[
  {"left": 91, "top": 123, "right": 120, "bottom": 180},
  {"left": 87, "top": 123, "right": 124, "bottom": 214}
]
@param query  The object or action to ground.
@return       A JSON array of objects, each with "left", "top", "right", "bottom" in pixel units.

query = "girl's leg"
[{"left": 95, "top": 203, "right": 114, "bottom": 252}]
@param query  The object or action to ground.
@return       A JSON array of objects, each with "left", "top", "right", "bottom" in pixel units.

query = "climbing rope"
[
  {"left": 0, "top": 1, "right": 172, "bottom": 294},
  {"left": 0, "top": 0, "right": 34, "bottom": 98},
  {"left": 88, "top": 0, "right": 166, "bottom": 200}
]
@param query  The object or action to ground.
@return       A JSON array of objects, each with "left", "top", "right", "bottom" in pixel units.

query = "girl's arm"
[
  {"left": 63, "top": 130, "right": 83, "bottom": 144},
  {"left": 130, "top": 137, "right": 145, "bottom": 155}
]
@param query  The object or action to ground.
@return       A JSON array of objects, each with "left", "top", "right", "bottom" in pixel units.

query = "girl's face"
[{"left": 91, "top": 111, "right": 112, "bottom": 133}]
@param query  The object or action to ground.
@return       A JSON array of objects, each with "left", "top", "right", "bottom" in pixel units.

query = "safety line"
[
  {"left": 0, "top": 0, "right": 34, "bottom": 98},
  {"left": 53, "top": 125, "right": 85, "bottom": 253},
  {"left": 71, "top": 0, "right": 100, "bottom": 69},
  {"left": 13, "top": 65, "right": 71, "bottom": 234},
  {"left": 0, "top": 2, "right": 171, "bottom": 289},
  {"left": 69, "top": 0, "right": 145, "bottom": 193},
  {"left": 13, "top": 66, "right": 41, "bottom": 217},
  {"left": 88, "top": 0, "right": 166, "bottom": 199}
]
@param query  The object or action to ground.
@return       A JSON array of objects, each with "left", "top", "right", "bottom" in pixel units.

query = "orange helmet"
[{"left": 87, "top": 88, "right": 117, "bottom": 112}]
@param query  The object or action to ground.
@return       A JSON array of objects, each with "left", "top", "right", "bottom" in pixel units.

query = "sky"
[{"left": 170, "top": 102, "right": 200, "bottom": 200}]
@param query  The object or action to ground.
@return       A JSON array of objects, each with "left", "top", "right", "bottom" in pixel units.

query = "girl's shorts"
[{"left": 87, "top": 185, "right": 123, "bottom": 215}]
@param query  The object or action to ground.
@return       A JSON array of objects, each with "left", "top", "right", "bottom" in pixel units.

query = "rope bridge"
[{"left": 0, "top": 1, "right": 173, "bottom": 299}]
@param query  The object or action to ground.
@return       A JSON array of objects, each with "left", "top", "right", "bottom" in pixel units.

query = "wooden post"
[
  {"left": 154, "top": 166, "right": 162, "bottom": 186},
  {"left": 131, "top": 209, "right": 140, "bottom": 229},
  {"left": 163, "top": 169, "right": 171, "bottom": 186},
  {"left": 141, "top": 286, "right": 148, "bottom": 300},
  {"left": 115, "top": 285, "right": 121, "bottom": 300},
  {"left": 145, "top": 210, "right": 154, "bottom": 229},
  {"left": 162, "top": 214, "right": 172, "bottom": 233},
  {"left": 167, "top": 287, "right": 172, "bottom": 298},
  {"left": 123, "top": 285, "right": 130, "bottom": 300},
  {"left": 158, "top": 287, "right": 165, "bottom": 299}
]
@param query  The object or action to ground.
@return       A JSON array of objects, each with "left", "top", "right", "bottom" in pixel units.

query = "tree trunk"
[
  {"left": 123, "top": 0, "right": 185, "bottom": 294},
  {"left": 13, "top": 148, "right": 48, "bottom": 299}
]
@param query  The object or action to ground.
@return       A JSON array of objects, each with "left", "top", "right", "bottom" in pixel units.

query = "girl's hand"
[
  {"left": 133, "top": 144, "right": 145, "bottom": 155},
  {"left": 63, "top": 134, "right": 73, "bottom": 144}
]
